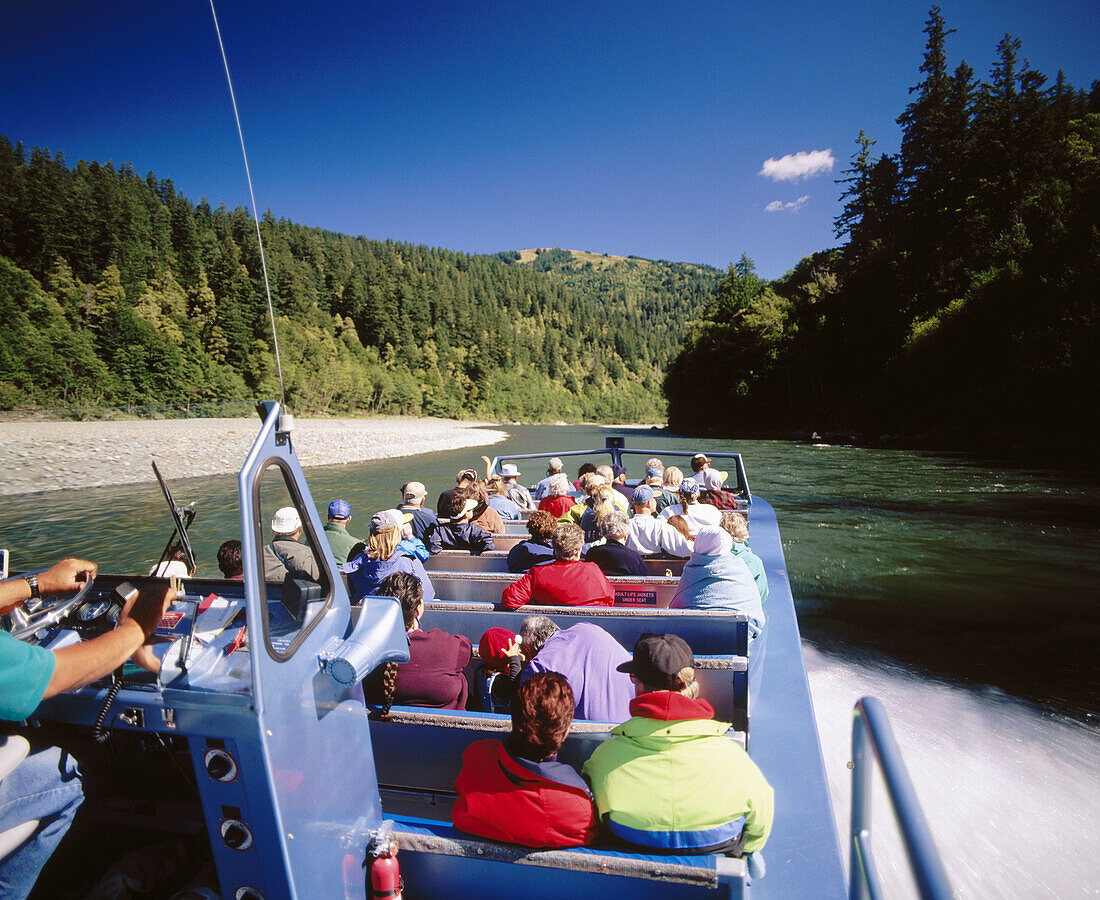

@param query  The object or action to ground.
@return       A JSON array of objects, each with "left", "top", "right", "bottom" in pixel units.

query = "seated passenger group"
[{"left": 338, "top": 454, "right": 773, "bottom": 855}]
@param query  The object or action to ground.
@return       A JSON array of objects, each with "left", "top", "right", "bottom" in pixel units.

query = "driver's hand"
[
  {"left": 38, "top": 558, "right": 98, "bottom": 596},
  {"left": 117, "top": 585, "right": 173, "bottom": 640}
]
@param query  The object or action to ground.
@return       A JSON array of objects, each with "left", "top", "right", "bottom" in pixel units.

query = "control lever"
[{"left": 92, "top": 582, "right": 139, "bottom": 744}]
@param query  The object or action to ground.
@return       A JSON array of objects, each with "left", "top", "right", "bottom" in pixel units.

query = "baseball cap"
[
  {"left": 402, "top": 481, "right": 427, "bottom": 502},
  {"left": 500, "top": 463, "right": 520, "bottom": 478},
  {"left": 678, "top": 479, "right": 701, "bottom": 497},
  {"left": 271, "top": 507, "right": 302, "bottom": 534},
  {"left": 457, "top": 469, "right": 478, "bottom": 484},
  {"left": 370, "top": 509, "right": 414, "bottom": 533},
  {"left": 632, "top": 484, "right": 655, "bottom": 504},
  {"left": 616, "top": 633, "right": 694, "bottom": 690},
  {"left": 328, "top": 499, "right": 351, "bottom": 520},
  {"left": 645, "top": 467, "right": 663, "bottom": 479},
  {"left": 478, "top": 627, "right": 518, "bottom": 672}
]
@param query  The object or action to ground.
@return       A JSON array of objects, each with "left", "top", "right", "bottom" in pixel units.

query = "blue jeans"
[{"left": 0, "top": 747, "right": 83, "bottom": 900}]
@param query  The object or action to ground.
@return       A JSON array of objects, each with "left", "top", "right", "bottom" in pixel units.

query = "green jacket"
[
  {"left": 582, "top": 691, "right": 773, "bottom": 853},
  {"left": 323, "top": 521, "right": 362, "bottom": 565}
]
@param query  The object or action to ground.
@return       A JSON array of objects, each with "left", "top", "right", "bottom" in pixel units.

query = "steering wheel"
[{"left": 3, "top": 573, "right": 96, "bottom": 642}]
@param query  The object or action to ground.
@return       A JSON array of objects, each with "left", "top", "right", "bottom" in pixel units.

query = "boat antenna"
[{"left": 207, "top": 0, "right": 286, "bottom": 411}]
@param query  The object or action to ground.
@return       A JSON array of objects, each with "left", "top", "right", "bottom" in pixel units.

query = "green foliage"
[
  {"left": 667, "top": 9, "right": 1099, "bottom": 460},
  {"left": 0, "top": 142, "right": 707, "bottom": 423}
]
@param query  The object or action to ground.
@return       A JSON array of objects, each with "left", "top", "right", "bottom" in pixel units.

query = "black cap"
[{"left": 616, "top": 633, "right": 694, "bottom": 689}]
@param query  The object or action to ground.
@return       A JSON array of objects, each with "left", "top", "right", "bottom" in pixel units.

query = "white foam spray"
[{"left": 804, "top": 645, "right": 1100, "bottom": 899}]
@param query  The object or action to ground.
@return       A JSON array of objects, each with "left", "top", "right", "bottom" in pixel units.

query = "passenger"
[
  {"left": 263, "top": 506, "right": 320, "bottom": 582},
  {"left": 453, "top": 673, "right": 599, "bottom": 848},
  {"left": 643, "top": 457, "right": 665, "bottom": 479},
  {"left": 657, "top": 466, "right": 684, "bottom": 514},
  {"left": 474, "top": 626, "right": 524, "bottom": 711},
  {"left": 576, "top": 484, "right": 619, "bottom": 542},
  {"left": 520, "top": 618, "right": 634, "bottom": 723},
  {"left": 584, "top": 512, "right": 648, "bottom": 576},
  {"left": 217, "top": 539, "right": 244, "bottom": 579},
  {"left": 658, "top": 480, "right": 722, "bottom": 536},
  {"left": 572, "top": 462, "right": 597, "bottom": 491},
  {"left": 501, "top": 523, "right": 614, "bottom": 610},
  {"left": 720, "top": 510, "right": 769, "bottom": 604},
  {"left": 499, "top": 462, "right": 535, "bottom": 510},
  {"left": 398, "top": 481, "right": 442, "bottom": 555},
  {"left": 537, "top": 474, "right": 576, "bottom": 518},
  {"left": 697, "top": 468, "right": 742, "bottom": 511},
  {"left": 625, "top": 486, "right": 693, "bottom": 558},
  {"left": 435, "top": 489, "right": 495, "bottom": 555},
  {"left": 1, "top": 560, "right": 173, "bottom": 897},
  {"left": 322, "top": 499, "right": 362, "bottom": 565},
  {"left": 370, "top": 572, "right": 471, "bottom": 711},
  {"left": 610, "top": 464, "right": 633, "bottom": 503},
  {"left": 583, "top": 634, "right": 773, "bottom": 854},
  {"left": 455, "top": 468, "right": 479, "bottom": 488},
  {"left": 465, "top": 482, "right": 506, "bottom": 534},
  {"left": 594, "top": 465, "right": 630, "bottom": 512},
  {"left": 518, "top": 613, "right": 560, "bottom": 656},
  {"left": 506, "top": 510, "right": 557, "bottom": 573},
  {"left": 485, "top": 476, "right": 522, "bottom": 520},
  {"left": 670, "top": 527, "right": 765, "bottom": 639},
  {"left": 687, "top": 452, "right": 714, "bottom": 487},
  {"left": 344, "top": 510, "right": 435, "bottom": 603},
  {"left": 532, "top": 457, "right": 565, "bottom": 501}
]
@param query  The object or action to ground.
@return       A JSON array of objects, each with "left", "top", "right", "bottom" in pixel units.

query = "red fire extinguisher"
[{"left": 366, "top": 820, "right": 403, "bottom": 900}]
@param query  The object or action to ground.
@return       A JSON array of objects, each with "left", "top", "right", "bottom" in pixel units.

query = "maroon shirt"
[{"left": 393, "top": 628, "right": 472, "bottom": 709}]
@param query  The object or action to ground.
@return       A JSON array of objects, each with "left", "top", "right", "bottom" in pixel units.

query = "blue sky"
[{"left": 2, "top": 1, "right": 1097, "bottom": 278}]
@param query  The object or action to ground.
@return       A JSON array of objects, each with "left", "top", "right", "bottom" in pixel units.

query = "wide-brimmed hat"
[
  {"left": 271, "top": 507, "right": 302, "bottom": 534},
  {"left": 500, "top": 463, "right": 520, "bottom": 478},
  {"left": 616, "top": 633, "right": 693, "bottom": 690}
]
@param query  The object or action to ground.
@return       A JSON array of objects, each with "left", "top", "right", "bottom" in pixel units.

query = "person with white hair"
[
  {"left": 537, "top": 473, "right": 576, "bottom": 518},
  {"left": 670, "top": 526, "right": 764, "bottom": 638},
  {"left": 584, "top": 512, "right": 648, "bottom": 576},
  {"left": 263, "top": 506, "right": 320, "bottom": 582},
  {"left": 532, "top": 457, "right": 565, "bottom": 501}
]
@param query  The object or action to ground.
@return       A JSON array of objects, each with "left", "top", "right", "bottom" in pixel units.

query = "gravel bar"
[{"left": 0, "top": 417, "right": 507, "bottom": 496}]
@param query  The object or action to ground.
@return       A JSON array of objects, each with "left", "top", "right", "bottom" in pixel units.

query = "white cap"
[
  {"left": 271, "top": 506, "right": 302, "bottom": 534},
  {"left": 693, "top": 525, "right": 732, "bottom": 556}
]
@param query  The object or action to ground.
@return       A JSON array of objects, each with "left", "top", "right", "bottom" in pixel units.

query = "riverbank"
[{"left": 0, "top": 417, "right": 508, "bottom": 496}]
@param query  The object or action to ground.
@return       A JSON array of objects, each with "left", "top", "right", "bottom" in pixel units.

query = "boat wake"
[{"left": 804, "top": 645, "right": 1100, "bottom": 899}]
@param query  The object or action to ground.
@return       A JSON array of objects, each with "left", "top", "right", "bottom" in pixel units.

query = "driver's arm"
[
  {"left": 43, "top": 585, "right": 172, "bottom": 699},
  {"left": 0, "top": 558, "right": 98, "bottom": 614}
]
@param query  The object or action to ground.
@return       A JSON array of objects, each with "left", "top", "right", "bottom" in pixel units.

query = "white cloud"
[
  {"left": 759, "top": 149, "right": 835, "bottom": 182},
  {"left": 764, "top": 195, "right": 810, "bottom": 213}
]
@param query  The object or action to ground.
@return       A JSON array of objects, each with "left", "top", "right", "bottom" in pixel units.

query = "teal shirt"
[
  {"left": 731, "top": 542, "right": 769, "bottom": 604},
  {"left": 323, "top": 521, "right": 363, "bottom": 565},
  {"left": 0, "top": 632, "right": 55, "bottom": 720}
]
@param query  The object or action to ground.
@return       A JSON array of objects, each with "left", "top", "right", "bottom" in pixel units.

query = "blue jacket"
[
  {"left": 344, "top": 551, "right": 435, "bottom": 603},
  {"left": 670, "top": 552, "right": 765, "bottom": 638}
]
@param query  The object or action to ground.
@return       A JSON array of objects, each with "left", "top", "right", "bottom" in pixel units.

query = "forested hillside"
[
  {"left": 507, "top": 248, "right": 721, "bottom": 363},
  {"left": 0, "top": 142, "right": 690, "bottom": 422},
  {"left": 665, "top": 7, "right": 1099, "bottom": 462}
]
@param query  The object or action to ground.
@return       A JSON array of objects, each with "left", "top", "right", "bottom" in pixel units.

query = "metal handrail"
[{"left": 850, "top": 696, "right": 953, "bottom": 900}]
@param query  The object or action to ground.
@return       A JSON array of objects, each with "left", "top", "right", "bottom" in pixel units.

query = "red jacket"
[
  {"left": 453, "top": 739, "right": 598, "bottom": 848},
  {"left": 538, "top": 495, "right": 576, "bottom": 517},
  {"left": 501, "top": 560, "right": 615, "bottom": 610}
]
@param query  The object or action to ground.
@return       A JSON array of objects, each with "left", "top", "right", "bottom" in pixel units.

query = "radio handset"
[{"left": 92, "top": 582, "right": 139, "bottom": 744}]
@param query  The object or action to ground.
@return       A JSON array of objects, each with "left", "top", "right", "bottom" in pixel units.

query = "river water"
[{"left": 1, "top": 422, "right": 1097, "bottom": 895}]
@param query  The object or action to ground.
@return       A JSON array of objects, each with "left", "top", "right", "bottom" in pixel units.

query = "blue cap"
[
  {"left": 678, "top": 479, "right": 701, "bottom": 497},
  {"left": 646, "top": 467, "right": 662, "bottom": 478},
  {"left": 632, "top": 484, "right": 655, "bottom": 504},
  {"left": 328, "top": 499, "right": 351, "bottom": 519}
]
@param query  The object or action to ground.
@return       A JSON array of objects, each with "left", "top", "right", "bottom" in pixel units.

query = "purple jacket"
[{"left": 522, "top": 623, "right": 634, "bottom": 723}]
